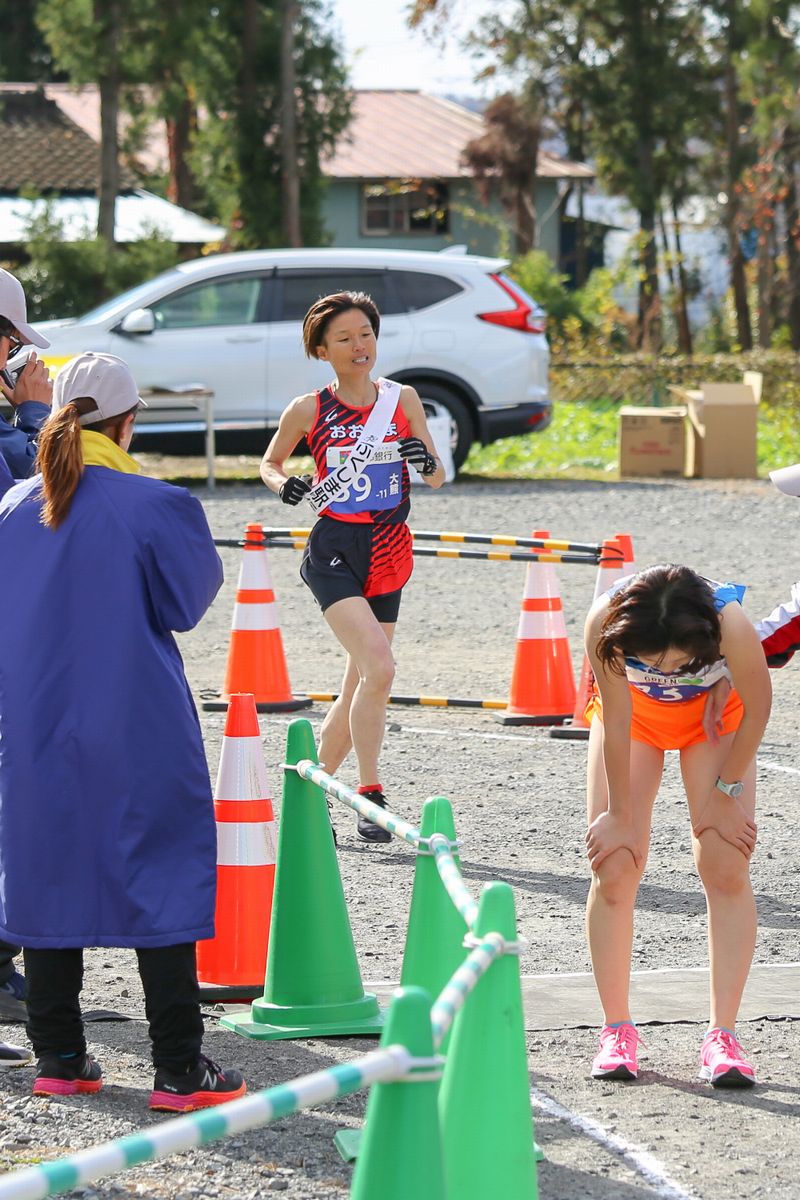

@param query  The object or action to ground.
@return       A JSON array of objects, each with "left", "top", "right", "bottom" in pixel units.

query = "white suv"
[{"left": 39, "top": 247, "right": 551, "bottom": 469}]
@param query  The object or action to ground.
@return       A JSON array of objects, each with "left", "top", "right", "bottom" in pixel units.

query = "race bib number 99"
[{"left": 325, "top": 446, "right": 402, "bottom": 513}]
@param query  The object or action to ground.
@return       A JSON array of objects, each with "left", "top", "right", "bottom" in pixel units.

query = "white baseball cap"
[
  {"left": 0, "top": 269, "right": 50, "bottom": 348},
  {"left": 769, "top": 463, "right": 800, "bottom": 497},
  {"left": 52, "top": 353, "right": 147, "bottom": 425}
]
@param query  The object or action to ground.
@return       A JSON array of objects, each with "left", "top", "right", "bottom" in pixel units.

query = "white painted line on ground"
[
  {"left": 531, "top": 1087, "right": 695, "bottom": 1200},
  {"left": 364, "top": 961, "right": 800, "bottom": 988},
  {"left": 760, "top": 758, "right": 800, "bottom": 777},
  {"left": 388, "top": 725, "right": 540, "bottom": 744}
]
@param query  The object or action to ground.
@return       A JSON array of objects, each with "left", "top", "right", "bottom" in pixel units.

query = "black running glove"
[
  {"left": 398, "top": 436, "right": 437, "bottom": 476},
  {"left": 279, "top": 474, "right": 313, "bottom": 505}
]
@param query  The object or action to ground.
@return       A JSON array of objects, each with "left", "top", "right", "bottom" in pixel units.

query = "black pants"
[
  {"left": 0, "top": 940, "right": 20, "bottom": 985},
  {"left": 23, "top": 944, "right": 204, "bottom": 1072}
]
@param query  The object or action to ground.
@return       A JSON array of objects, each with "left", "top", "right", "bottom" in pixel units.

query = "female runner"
[
  {"left": 260, "top": 291, "right": 445, "bottom": 841},
  {"left": 584, "top": 564, "right": 771, "bottom": 1087}
]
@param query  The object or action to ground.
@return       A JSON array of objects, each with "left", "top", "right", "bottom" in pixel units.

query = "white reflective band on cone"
[
  {"left": 231, "top": 602, "right": 279, "bottom": 631},
  {"left": 215, "top": 737, "right": 272, "bottom": 801},
  {"left": 239, "top": 551, "right": 274, "bottom": 590},
  {"left": 521, "top": 564, "right": 559, "bottom": 600},
  {"left": 592, "top": 564, "right": 629, "bottom": 601},
  {"left": 217, "top": 821, "right": 276, "bottom": 867},
  {"left": 517, "top": 610, "right": 569, "bottom": 640}
]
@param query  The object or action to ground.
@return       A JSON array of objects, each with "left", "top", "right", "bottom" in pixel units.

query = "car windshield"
[{"left": 76, "top": 269, "right": 186, "bottom": 324}]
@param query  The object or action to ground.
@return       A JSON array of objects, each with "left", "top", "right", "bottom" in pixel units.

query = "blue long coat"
[{"left": 0, "top": 466, "right": 223, "bottom": 947}]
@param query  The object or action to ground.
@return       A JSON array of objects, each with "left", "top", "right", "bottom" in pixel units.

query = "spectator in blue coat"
[
  {"left": 0, "top": 352, "right": 247, "bottom": 1111},
  {"left": 0, "top": 452, "right": 12, "bottom": 499},
  {"left": 0, "top": 268, "right": 52, "bottom": 478},
  {"left": 0, "top": 269, "right": 53, "bottom": 1024}
]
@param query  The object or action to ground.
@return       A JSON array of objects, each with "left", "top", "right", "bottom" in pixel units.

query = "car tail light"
[{"left": 477, "top": 274, "right": 547, "bottom": 334}]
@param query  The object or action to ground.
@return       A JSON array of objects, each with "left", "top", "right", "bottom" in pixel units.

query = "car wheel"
[{"left": 415, "top": 383, "right": 474, "bottom": 471}]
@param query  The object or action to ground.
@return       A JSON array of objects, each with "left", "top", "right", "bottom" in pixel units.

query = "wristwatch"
[{"left": 715, "top": 776, "right": 744, "bottom": 799}]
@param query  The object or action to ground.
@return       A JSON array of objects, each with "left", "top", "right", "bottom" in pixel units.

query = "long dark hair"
[{"left": 596, "top": 565, "right": 722, "bottom": 675}]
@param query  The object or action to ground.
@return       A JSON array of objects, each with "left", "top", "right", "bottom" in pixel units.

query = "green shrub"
[
  {"left": 549, "top": 351, "right": 800, "bottom": 410},
  {"left": 508, "top": 250, "right": 586, "bottom": 333}
]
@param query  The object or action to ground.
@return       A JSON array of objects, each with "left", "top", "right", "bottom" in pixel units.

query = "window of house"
[{"left": 361, "top": 180, "right": 450, "bottom": 237}]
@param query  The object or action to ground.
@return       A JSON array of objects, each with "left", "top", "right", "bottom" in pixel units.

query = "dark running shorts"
[{"left": 300, "top": 517, "right": 408, "bottom": 623}]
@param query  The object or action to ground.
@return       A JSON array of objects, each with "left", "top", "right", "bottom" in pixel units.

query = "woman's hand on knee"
[
  {"left": 692, "top": 793, "right": 757, "bottom": 859},
  {"left": 585, "top": 811, "right": 643, "bottom": 873}
]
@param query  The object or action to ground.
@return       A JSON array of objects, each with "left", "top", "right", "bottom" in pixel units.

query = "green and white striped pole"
[{"left": 0, "top": 1048, "right": 409, "bottom": 1200}]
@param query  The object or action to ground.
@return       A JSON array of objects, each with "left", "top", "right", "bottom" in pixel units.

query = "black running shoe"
[
  {"left": 327, "top": 799, "right": 338, "bottom": 848},
  {"left": 33, "top": 1052, "right": 102, "bottom": 1096},
  {"left": 0, "top": 1042, "right": 31, "bottom": 1069},
  {"left": 149, "top": 1054, "right": 246, "bottom": 1112},
  {"left": 356, "top": 790, "right": 392, "bottom": 844},
  {"left": 0, "top": 970, "right": 27, "bottom": 1022}
]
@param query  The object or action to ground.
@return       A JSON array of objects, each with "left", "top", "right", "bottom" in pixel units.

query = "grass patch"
[{"left": 463, "top": 397, "right": 800, "bottom": 481}]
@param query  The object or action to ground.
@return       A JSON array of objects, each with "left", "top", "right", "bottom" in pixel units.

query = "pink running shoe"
[
  {"left": 699, "top": 1028, "right": 755, "bottom": 1088},
  {"left": 591, "top": 1022, "right": 642, "bottom": 1080}
]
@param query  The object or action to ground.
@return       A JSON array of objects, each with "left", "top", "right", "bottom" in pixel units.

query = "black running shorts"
[{"left": 300, "top": 517, "right": 403, "bottom": 623}]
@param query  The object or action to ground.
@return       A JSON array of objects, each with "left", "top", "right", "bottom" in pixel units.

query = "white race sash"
[{"left": 306, "top": 378, "right": 401, "bottom": 515}]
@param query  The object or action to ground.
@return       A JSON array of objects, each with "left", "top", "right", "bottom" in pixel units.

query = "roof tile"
[{"left": 0, "top": 89, "right": 137, "bottom": 193}]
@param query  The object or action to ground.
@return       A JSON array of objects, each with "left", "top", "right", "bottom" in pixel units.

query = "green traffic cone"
[
  {"left": 400, "top": 795, "right": 468, "bottom": 1053},
  {"left": 350, "top": 987, "right": 447, "bottom": 1200},
  {"left": 222, "top": 718, "right": 383, "bottom": 1040},
  {"left": 439, "top": 882, "right": 539, "bottom": 1199}
]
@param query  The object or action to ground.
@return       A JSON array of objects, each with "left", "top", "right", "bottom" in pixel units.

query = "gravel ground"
[{"left": 2, "top": 475, "right": 800, "bottom": 1199}]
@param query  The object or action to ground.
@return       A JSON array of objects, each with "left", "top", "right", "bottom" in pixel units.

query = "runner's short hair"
[
  {"left": 596, "top": 564, "right": 722, "bottom": 676},
  {"left": 302, "top": 291, "right": 381, "bottom": 358}
]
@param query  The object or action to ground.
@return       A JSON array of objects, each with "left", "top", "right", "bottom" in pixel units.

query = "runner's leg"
[
  {"left": 320, "top": 596, "right": 395, "bottom": 787},
  {"left": 317, "top": 621, "right": 395, "bottom": 775},
  {"left": 681, "top": 735, "right": 757, "bottom": 1030},
  {"left": 585, "top": 718, "right": 663, "bottom": 1023}
]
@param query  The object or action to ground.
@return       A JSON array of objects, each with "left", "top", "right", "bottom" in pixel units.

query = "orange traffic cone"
[
  {"left": 550, "top": 535, "right": 632, "bottom": 740},
  {"left": 496, "top": 529, "right": 577, "bottom": 726},
  {"left": 203, "top": 523, "right": 311, "bottom": 713},
  {"left": 614, "top": 532, "right": 636, "bottom": 577},
  {"left": 197, "top": 693, "right": 277, "bottom": 1001}
]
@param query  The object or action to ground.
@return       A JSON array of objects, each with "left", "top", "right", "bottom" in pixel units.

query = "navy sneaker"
[
  {"left": 149, "top": 1055, "right": 246, "bottom": 1112},
  {"left": 356, "top": 790, "right": 392, "bottom": 844},
  {"left": 0, "top": 970, "right": 27, "bottom": 1022},
  {"left": 33, "top": 1053, "right": 102, "bottom": 1096},
  {"left": 0, "top": 1042, "right": 32, "bottom": 1068}
]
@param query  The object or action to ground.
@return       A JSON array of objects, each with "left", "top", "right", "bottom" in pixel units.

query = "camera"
[{"left": 0, "top": 347, "right": 33, "bottom": 392}]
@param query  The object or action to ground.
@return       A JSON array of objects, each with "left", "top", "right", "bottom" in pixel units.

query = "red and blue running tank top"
[{"left": 306, "top": 384, "right": 412, "bottom": 525}]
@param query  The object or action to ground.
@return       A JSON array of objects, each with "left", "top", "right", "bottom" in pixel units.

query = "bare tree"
[
  {"left": 94, "top": 0, "right": 122, "bottom": 246},
  {"left": 281, "top": 0, "right": 301, "bottom": 246}
]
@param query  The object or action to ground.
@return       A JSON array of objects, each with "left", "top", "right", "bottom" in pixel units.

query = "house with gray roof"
[{"left": 321, "top": 90, "right": 598, "bottom": 271}]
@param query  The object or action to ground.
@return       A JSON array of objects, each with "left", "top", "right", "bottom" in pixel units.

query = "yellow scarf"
[{"left": 80, "top": 430, "right": 140, "bottom": 475}]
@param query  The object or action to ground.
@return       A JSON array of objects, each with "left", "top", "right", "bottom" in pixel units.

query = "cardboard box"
[
  {"left": 618, "top": 406, "right": 687, "bottom": 478},
  {"left": 684, "top": 382, "right": 759, "bottom": 479}
]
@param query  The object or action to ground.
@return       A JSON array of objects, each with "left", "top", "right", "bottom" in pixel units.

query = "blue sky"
[{"left": 331, "top": 0, "right": 503, "bottom": 95}]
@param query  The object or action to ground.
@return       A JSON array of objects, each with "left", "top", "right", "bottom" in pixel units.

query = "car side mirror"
[{"left": 118, "top": 308, "right": 155, "bottom": 335}]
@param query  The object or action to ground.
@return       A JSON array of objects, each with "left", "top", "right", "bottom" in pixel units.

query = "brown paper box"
[
  {"left": 618, "top": 406, "right": 687, "bottom": 478},
  {"left": 685, "top": 383, "right": 759, "bottom": 479}
]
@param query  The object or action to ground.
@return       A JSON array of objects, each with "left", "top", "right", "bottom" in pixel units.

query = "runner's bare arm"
[
  {"left": 585, "top": 597, "right": 635, "bottom": 817},
  {"left": 715, "top": 602, "right": 772, "bottom": 781},
  {"left": 584, "top": 596, "right": 643, "bottom": 869},
  {"left": 399, "top": 386, "right": 446, "bottom": 488},
  {"left": 260, "top": 393, "right": 317, "bottom": 493}
]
